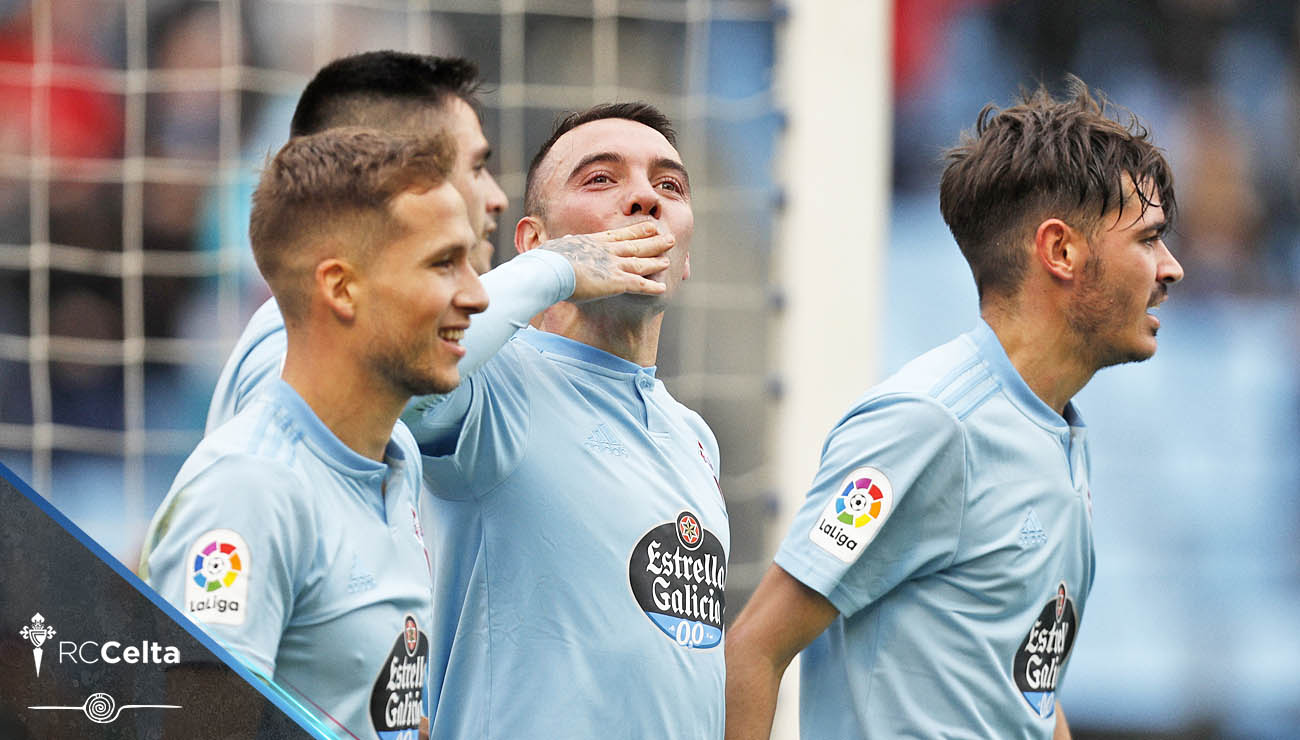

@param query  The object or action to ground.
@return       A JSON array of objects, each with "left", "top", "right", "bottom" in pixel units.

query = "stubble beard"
[
  {"left": 576, "top": 291, "right": 668, "bottom": 328},
  {"left": 370, "top": 336, "right": 460, "bottom": 399},
  {"left": 1065, "top": 255, "right": 1157, "bottom": 371}
]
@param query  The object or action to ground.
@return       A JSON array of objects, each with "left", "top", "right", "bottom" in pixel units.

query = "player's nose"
[
  {"left": 1157, "top": 242, "right": 1184, "bottom": 285},
  {"left": 624, "top": 178, "right": 660, "bottom": 220},
  {"left": 456, "top": 265, "right": 489, "bottom": 315}
]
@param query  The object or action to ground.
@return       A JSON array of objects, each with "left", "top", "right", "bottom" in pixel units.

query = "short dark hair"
[
  {"left": 290, "top": 51, "right": 482, "bottom": 137},
  {"left": 939, "top": 76, "right": 1177, "bottom": 302},
  {"left": 524, "top": 102, "right": 677, "bottom": 216},
  {"left": 250, "top": 128, "right": 455, "bottom": 322}
]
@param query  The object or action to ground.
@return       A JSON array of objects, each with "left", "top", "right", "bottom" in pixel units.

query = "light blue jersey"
[
  {"left": 141, "top": 380, "right": 433, "bottom": 740},
  {"left": 205, "top": 297, "right": 287, "bottom": 434},
  {"left": 410, "top": 328, "right": 729, "bottom": 739},
  {"left": 776, "top": 321, "right": 1095, "bottom": 739},
  {"left": 205, "top": 249, "right": 575, "bottom": 432}
]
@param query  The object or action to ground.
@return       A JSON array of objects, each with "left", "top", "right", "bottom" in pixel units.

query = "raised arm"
[
  {"left": 454, "top": 221, "right": 674, "bottom": 377},
  {"left": 208, "top": 223, "right": 672, "bottom": 434},
  {"left": 725, "top": 564, "right": 839, "bottom": 740},
  {"left": 402, "top": 222, "right": 672, "bottom": 448}
]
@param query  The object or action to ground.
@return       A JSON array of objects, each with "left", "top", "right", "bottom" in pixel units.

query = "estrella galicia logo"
[
  {"left": 1012, "top": 581, "right": 1079, "bottom": 718},
  {"left": 628, "top": 511, "right": 726, "bottom": 649},
  {"left": 20, "top": 612, "right": 55, "bottom": 676},
  {"left": 370, "top": 614, "right": 428, "bottom": 740}
]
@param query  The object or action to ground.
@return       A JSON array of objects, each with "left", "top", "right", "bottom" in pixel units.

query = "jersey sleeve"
[
  {"left": 401, "top": 248, "right": 573, "bottom": 451},
  {"left": 413, "top": 343, "right": 533, "bottom": 501},
  {"left": 456, "top": 249, "right": 573, "bottom": 378},
  {"left": 774, "top": 394, "right": 967, "bottom": 617},
  {"left": 141, "top": 455, "right": 313, "bottom": 676},
  {"left": 205, "top": 298, "right": 287, "bottom": 434}
]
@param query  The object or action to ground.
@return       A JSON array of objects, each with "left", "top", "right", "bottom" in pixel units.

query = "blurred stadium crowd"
[{"left": 888, "top": 2, "right": 1300, "bottom": 738}]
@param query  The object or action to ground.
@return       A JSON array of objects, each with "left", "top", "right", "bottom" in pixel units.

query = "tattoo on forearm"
[{"left": 542, "top": 234, "right": 622, "bottom": 282}]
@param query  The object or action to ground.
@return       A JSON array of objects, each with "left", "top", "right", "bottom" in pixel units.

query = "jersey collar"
[
  {"left": 516, "top": 327, "right": 657, "bottom": 378},
  {"left": 971, "top": 320, "right": 1084, "bottom": 430},
  {"left": 266, "top": 379, "right": 403, "bottom": 476}
]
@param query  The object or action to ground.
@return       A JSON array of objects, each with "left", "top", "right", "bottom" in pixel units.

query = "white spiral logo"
[
  {"left": 29, "top": 691, "right": 179, "bottom": 723},
  {"left": 82, "top": 692, "right": 117, "bottom": 723}
]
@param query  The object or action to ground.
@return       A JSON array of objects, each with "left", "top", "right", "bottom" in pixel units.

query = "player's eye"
[{"left": 657, "top": 179, "right": 684, "bottom": 194}]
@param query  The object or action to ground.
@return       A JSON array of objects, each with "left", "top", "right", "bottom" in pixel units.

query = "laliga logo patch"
[
  {"left": 184, "top": 529, "right": 249, "bottom": 625},
  {"left": 809, "top": 467, "right": 892, "bottom": 563},
  {"left": 1013, "top": 581, "right": 1079, "bottom": 719},
  {"left": 370, "top": 614, "right": 428, "bottom": 740},
  {"left": 628, "top": 511, "right": 726, "bottom": 649}
]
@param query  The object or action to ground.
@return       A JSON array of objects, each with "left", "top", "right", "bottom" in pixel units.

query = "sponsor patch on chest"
[
  {"left": 808, "top": 467, "right": 893, "bottom": 563},
  {"left": 370, "top": 614, "right": 428, "bottom": 739},
  {"left": 628, "top": 511, "right": 726, "bottom": 649},
  {"left": 1012, "top": 581, "right": 1079, "bottom": 719}
]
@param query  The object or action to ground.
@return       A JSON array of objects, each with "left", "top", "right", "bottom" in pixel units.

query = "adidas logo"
[
  {"left": 584, "top": 423, "right": 628, "bottom": 457},
  {"left": 347, "top": 554, "right": 377, "bottom": 593},
  {"left": 1018, "top": 508, "right": 1048, "bottom": 547}
]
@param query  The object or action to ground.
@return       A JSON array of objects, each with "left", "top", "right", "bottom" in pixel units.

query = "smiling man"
[
  {"left": 141, "top": 128, "right": 483, "bottom": 739},
  {"left": 406, "top": 103, "right": 728, "bottom": 739},
  {"left": 725, "top": 78, "right": 1184, "bottom": 740},
  {"left": 206, "top": 51, "right": 675, "bottom": 435}
]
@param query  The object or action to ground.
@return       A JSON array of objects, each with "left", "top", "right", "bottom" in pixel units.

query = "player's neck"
[
  {"left": 982, "top": 301, "right": 1095, "bottom": 417},
  {"left": 281, "top": 337, "right": 406, "bottom": 463},
  {"left": 539, "top": 301, "right": 662, "bottom": 367}
]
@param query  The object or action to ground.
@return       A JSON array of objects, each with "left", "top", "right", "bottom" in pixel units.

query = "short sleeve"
[
  {"left": 774, "top": 394, "right": 967, "bottom": 617},
  {"left": 142, "top": 455, "right": 310, "bottom": 675}
]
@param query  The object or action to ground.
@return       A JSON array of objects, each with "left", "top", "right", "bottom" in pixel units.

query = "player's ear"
[
  {"left": 316, "top": 257, "right": 359, "bottom": 321},
  {"left": 1034, "top": 218, "right": 1084, "bottom": 282},
  {"left": 514, "top": 216, "right": 548, "bottom": 255},
  {"left": 682, "top": 250, "right": 691, "bottom": 282}
]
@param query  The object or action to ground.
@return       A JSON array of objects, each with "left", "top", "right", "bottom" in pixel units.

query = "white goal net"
[{"left": 0, "top": 0, "right": 787, "bottom": 609}]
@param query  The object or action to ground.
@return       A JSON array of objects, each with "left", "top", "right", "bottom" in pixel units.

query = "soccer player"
[
  {"left": 288, "top": 51, "right": 507, "bottom": 274},
  {"left": 141, "top": 128, "right": 481, "bottom": 739},
  {"left": 724, "top": 79, "right": 1184, "bottom": 739},
  {"left": 206, "top": 51, "right": 674, "bottom": 432},
  {"left": 412, "top": 102, "right": 727, "bottom": 739}
]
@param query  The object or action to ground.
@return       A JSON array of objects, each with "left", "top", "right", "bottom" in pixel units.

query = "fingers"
[
  {"left": 611, "top": 232, "right": 675, "bottom": 258},
  {"left": 621, "top": 276, "right": 669, "bottom": 296},
  {"left": 600, "top": 221, "right": 660, "bottom": 241},
  {"left": 623, "top": 255, "right": 671, "bottom": 277}
]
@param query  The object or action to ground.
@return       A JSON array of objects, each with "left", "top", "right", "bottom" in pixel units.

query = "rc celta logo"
[
  {"left": 18, "top": 611, "right": 184, "bottom": 724},
  {"left": 20, "top": 612, "right": 55, "bottom": 677}
]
